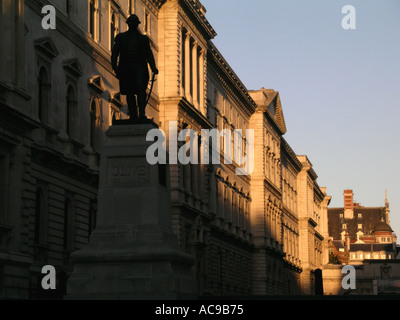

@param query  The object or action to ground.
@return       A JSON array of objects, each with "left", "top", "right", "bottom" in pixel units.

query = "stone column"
[
  {"left": 199, "top": 48, "right": 205, "bottom": 114},
  {"left": 192, "top": 40, "right": 198, "bottom": 108},
  {"left": 179, "top": 22, "right": 185, "bottom": 96},
  {"left": 184, "top": 31, "right": 191, "bottom": 103},
  {"left": 66, "top": 123, "right": 196, "bottom": 300}
]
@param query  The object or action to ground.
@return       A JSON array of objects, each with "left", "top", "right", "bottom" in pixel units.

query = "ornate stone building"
[
  {"left": 328, "top": 190, "right": 397, "bottom": 264},
  {"left": 296, "top": 155, "right": 331, "bottom": 294},
  {"left": 249, "top": 89, "right": 302, "bottom": 295},
  {"left": 0, "top": 0, "right": 331, "bottom": 299}
]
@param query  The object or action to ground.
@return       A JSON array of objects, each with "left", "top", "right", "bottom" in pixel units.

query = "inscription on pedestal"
[{"left": 107, "top": 158, "right": 150, "bottom": 186}]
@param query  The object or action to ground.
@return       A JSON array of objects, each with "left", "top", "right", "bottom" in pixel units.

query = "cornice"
[
  {"left": 207, "top": 42, "right": 256, "bottom": 118},
  {"left": 31, "top": 144, "right": 99, "bottom": 188},
  {"left": 308, "top": 217, "right": 318, "bottom": 228},
  {"left": 210, "top": 224, "right": 254, "bottom": 251},
  {"left": 177, "top": 96, "right": 213, "bottom": 130},
  {"left": 264, "top": 178, "right": 282, "bottom": 200},
  {"left": 282, "top": 206, "right": 299, "bottom": 224},
  {"left": 281, "top": 137, "right": 303, "bottom": 172},
  {"left": 0, "top": 100, "right": 41, "bottom": 137},
  {"left": 313, "top": 183, "right": 326, "bottom": 202},
  {"left": 180, "top": 0, "right": 216, "bottom": 40},
  {"left": 314, "top": 229, "right": 324, "bottom": 241}
]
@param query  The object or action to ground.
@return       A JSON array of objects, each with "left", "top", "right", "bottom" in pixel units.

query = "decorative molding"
[
  {"left": 26, "top": 0, "right": 114, "bottom": 74},
  {"left": 110, "top": 92, "right": 125, "bottom": 109},
  {"left": 180, "top": 0, "right": 216, "bottom": 40},
  {"left": 207, "top": 43, "right": 256, "bottom": 118},
  {"left": 63, "top": 58, "right": 84, "bottom": 78},
  {"left": 88, "top": 75, "right": 106, "bottom": 93},
  {"left": 34, "top": 37, "right": 59, "bottom": 59}
]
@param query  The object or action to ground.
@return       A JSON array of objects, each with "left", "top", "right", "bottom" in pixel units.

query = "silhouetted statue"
[{"left": 111, "top": 14, "right": 158, "bottom": 120}]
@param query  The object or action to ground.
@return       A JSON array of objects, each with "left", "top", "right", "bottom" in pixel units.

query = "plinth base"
[
  {"left": 65, "top": 231, "right": 196, "bottom": 299},
  {"left": 65, "top": 123, "right": 196, "bottom": 300}
]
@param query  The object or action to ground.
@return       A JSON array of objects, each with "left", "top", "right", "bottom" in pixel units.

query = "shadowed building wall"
[{"left": 0, "top": 0, "right": 331, "bottom": 298}]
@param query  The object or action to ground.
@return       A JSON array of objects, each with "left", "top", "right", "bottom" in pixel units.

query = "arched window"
[
  {"left": 111, "top": 109, "right": 120, "bottom": 125},
  {"left": 66, "top": 85, "right": 77, "bottom": 138},
  {"left": 181, "top": 28, "right": 187, "bottom": 96},
  {"left": 90, "top": 99, "right": 99, "bottom": 151},
  {"left": 110, "top": 11, "right": 117, "bottom": 49},
  {"left": 89, "top": 0, "right": 96, "bottom": 39},
  {"left": 38, "top": 67, "right": 50, "bottom": 123}
]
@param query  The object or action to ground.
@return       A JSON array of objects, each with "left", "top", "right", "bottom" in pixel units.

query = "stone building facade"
[
  {"left": 327, "top": 190, "right": 398, "bottom": 264},
  {"left": 0, "top": 0, "right": 331, "bottom": 299},
  {"left": 296, "top": 155, "right": 331, "bottom": 294}
]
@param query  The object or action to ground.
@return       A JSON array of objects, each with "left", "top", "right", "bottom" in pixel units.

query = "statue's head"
[{"left": 126, "top": 14, "right": 141, "bottom": 28}]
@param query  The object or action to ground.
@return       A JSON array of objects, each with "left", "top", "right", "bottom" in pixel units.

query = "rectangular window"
[
  {"left": 189, "top": 38, "right": 194, "bottom": 97},
  {"left": 182, "top": 29, "right": 186, "bottom": 95},
  {"left": 342, "top": 224, "right": 347, "bottom": 229},
  {"left": 144, "top": 10, "right": 150, "bottom": 35},
  {"left": 129, "top": 0, "right": 135, "bottom": 14},
  {"left": 358, "top": 224, "right": 362, "bottom": 229},
  {"left": 110, "top": 11, "right": 118, "bottom": 50},
  {"left": 89, "top": 0, "right": 96, "bottom": 39},
  {"left": 66, "top": 0, "right": 71, "bottom": 17},
  {"left": 197, "top": 47, "right": 201, "bottom": 104}
]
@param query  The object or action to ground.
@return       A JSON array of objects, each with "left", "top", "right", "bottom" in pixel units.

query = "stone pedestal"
[{"left": 66, "top": 122, "right": 196, "bottom": 300}]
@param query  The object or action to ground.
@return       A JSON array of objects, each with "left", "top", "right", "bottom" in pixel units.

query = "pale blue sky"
[{"left": 201, "top": 0, "right": 400, "bottom": 235}]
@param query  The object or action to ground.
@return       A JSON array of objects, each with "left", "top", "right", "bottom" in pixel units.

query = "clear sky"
[{"left": 201, "top": 0, "right": 400, "bottom": 235}]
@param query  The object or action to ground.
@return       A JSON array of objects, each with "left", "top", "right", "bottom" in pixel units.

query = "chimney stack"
[
  {"left": 345, "top": 233, "right": 350, "bottom": 251},
  {"left": 385, "top": 189, "right": 390, "bottom": 224},
  {"left": 344, "top": 189, "right": 354, "bottom": 219}
]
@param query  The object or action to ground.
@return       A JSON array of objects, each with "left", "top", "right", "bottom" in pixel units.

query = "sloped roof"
[
  {"left": 332, "top": 240, "right": 345, "bottom": 249},
  {"left": 248, "top": 89, "right": 287, "bottom": 135},
  {"left": 328, "top": 206, "right": 387, "bottom": 241},
  {"left": 349, "top": 243, "right": 394, "bottom": 252},
  {"left": 373, "top": 221, "right": 393, "bottom": 233}
]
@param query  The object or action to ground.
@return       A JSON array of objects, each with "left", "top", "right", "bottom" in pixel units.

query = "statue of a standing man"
[{"left": 111, "top": 14, "right": 158, "bottom": 120}]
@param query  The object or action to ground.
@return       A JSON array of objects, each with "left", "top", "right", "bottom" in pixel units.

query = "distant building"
[
  {"left": 327, "top": 190, "right": 398, "bottom": 264},
  {"left": 323, "top": 260, "right": 400, "bottom": 295},
  {"left": 323, "top": 190, "right": 400, "bottom": 295}
]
